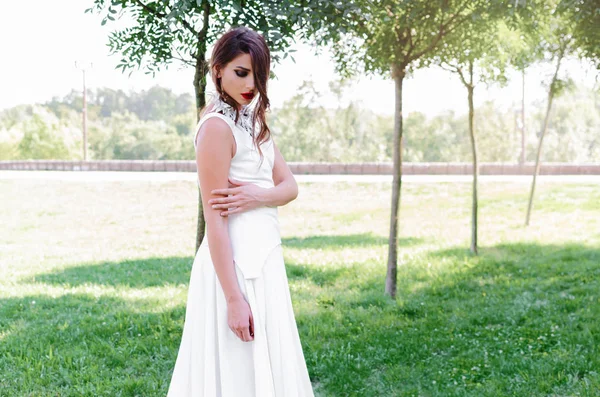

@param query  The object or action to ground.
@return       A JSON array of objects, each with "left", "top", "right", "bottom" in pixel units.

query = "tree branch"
[
  {"left": 173, "top": 56, "right": 196, "bottom": 67},
  {"left": 133, "top": 0, "right": 166, "bottom": 17},
  {"left": 456, "top": 66, "right": 468, "bottom": 87},
  {"left": 409, "top": 2, "right": 471, "bottom": 62},
  {"left": 439, "top": 62, "right": 460, "bottom": 75},
  {"left": 174, "top": 44, "right": 195, "bottom": 66},
  {"left": 133, "top": 0, "right": 197, "bottom": 35},
  {"left": 406, "top": 28, "right": 417, "bottom": 59}
]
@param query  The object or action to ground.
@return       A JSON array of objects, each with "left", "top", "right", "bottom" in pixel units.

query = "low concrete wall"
[{"left": 1, "top": 160, "right": 599, "bottom": 175}]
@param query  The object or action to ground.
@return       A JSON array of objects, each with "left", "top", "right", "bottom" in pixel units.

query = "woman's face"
[{"left": 216, "top": 53, "right": 256, "bottom": 109}]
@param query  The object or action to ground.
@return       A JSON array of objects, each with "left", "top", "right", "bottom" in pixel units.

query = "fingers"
[
  {"left": 210, "top": 188, "right": 230, "bottom": 196},
  {"left": 220, "top": 207, "right": 241, "bottom": 217},
  {"left": 228, "top": 312, "right": 254, "bottom": 342},
  {"left": 233, "top": 328, "right": 243, "bottom": 341},
  {"left": 230, "top": 325, "right": 253, "bottom": 342},
  {"left": 209, "top": 196, "right": 236, "bottom": 206},
  {"left": 229, "top": 324, "right": 242, "bottom": 340},
  {"left": 241, "top": 326, "right": 252, "bottom": 342},
  {"left": 211, "top": 186, "right": 241, "bottom": 196},
  {"left": 249, "top": 313, "right": 254, "bottom": 338},
  {"left": 210, "top": 199, "right": 243, "bottom": 216},
  {"left": 218, "top": 207, "right": 239, "bottom": 216}
]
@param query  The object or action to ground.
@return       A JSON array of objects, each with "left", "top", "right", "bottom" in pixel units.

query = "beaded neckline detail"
[{"left": 210, "top": 95, "right": 255, "bottom": 138}]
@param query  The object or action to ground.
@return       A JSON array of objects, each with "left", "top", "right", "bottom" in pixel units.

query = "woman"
[{"left": 167, "top": 26, "right": 315, "bottom": 397}]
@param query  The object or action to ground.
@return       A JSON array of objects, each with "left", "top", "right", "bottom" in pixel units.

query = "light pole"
[{"left": 75, "top": 61, "right": 93, "bottom": 160}]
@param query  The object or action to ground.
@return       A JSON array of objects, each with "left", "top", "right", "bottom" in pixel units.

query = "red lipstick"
[{"left": 241, "top": 92, "right": 254, "bottom": 100}]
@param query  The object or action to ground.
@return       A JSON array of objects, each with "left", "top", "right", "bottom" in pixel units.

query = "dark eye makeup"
[{"left": 235, "top": 70, "right": 248, "bottom": 77}]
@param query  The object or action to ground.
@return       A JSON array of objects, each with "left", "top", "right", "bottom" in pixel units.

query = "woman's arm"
[
  {"left": 195, "top": 117, "right": 244, "bottom": 304},
  {"left": 262, "top": 140, "right": 298, "bottom": 207},
  {"left": 206, "top": 139, "right": 298, "bottom": 215}
]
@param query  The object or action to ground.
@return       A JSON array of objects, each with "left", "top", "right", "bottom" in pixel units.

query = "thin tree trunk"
[
  {"left": 453, "top": 61, "right": 478, "bottom": 254},
  {"left": 525, "top": 52, "right": 563, "bottom": 226},
  {"left": 194, "top": 1, "right": 211, "bottom": 254},
  {"left": 194, "top": 56, "right": 208, "bottom": 254},
  {"left": 385, "top": 63, "right": 405, "bottom": 299},
  {"left": 467, "top": 61, "right": 478, "bottom": 255},
  {"left": 520, "top": 68, "right": 526, "bottom": 166}
]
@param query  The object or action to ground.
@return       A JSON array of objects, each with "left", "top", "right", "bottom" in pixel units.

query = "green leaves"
[
  {"left": 88, "top": 0, "right": 305, "bottom": 79},
  {"left": 550, "top": 76, "right": 576, "bottom": 97},
  {"left": 557, "top": 0, "right": 600, "bottom": 66}
]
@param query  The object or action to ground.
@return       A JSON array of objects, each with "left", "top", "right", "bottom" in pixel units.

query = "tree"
[
  {"left": 95, "top": 88, "right": 129, "bottom": 117},
  {"left": 300, "top": 0, "right": 497, "bottom": 298},
  {"left": 433, "top": 7, "right": 519, "bottom": 255},
  {"left": 524, "top": 0, "right": 598, "bottom": 225},
  {"left": 16, "top": 107, "right": 81, "bottom": 160},
  {"left": 500, "top": 2, "right": 548, "bottom": 167},
  {"left": 559, "top": 0, "right": 600, "bottom": 66},
  {"left": 87, "top": 0, "right": 301, "bottom": 252},
  {"left": 508, "top": 31, "right": 541, "bottom": 166}
]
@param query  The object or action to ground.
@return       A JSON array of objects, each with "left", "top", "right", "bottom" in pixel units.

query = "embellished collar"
[{"left": 210, "top": 94, "right": 255, "bottom": 137}]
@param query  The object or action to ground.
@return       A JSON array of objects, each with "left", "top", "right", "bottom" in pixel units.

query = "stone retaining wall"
[{"left": 1, "top": 160, "right": 599, "bottom": 175}]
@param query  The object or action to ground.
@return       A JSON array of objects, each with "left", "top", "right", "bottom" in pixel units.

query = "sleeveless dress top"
[{"left": 194, "top": 95, "right": 282, "bottom": 279}]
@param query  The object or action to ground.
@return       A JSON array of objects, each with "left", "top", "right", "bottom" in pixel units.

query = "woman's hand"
[
  {"left": 209, "top": 177, "right": 266, "bottom": 217},
  {"left": 227, "top": 296, "right": 254, "bottom": 342}
]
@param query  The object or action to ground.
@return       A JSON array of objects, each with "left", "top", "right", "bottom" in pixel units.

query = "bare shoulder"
[{"left": 195, "top": 116, "right": 234, "bottom": 153}]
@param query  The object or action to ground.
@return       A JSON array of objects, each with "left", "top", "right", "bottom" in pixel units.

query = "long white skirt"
[{"left": 167, "top": 241, "right": 315, "bottom": 397}]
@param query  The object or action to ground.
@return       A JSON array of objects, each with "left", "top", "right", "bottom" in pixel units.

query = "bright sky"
[{"left": 1, "top": 0, "right": 597, "bottom": 117}]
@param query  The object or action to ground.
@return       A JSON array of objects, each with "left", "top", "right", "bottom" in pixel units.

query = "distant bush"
[{"left": 0, "top": 83, "right": 597, "bottom": 162}]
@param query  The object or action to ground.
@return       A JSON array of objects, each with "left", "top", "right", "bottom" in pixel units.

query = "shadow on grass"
[
  {"left": 422, "top": 242, "right": 600, "bottom": 299},
  {"left": 0, "top": 293, "right": 184, "bottom": 395},
  {"left": 294, "top": 241, "right": 600, "bottom": 396},
  {"left": 9, "top": 239, "right": 600, "bottom": 395},
  {"left": 285, "top": 261, "right": 356, "bottom": 288},
  {"left": 283, "top": 233, "right": 423, "bottom": 287},
  {"left": 282, "top": 232, "right": 424, "bottom": 250},
  {"left": 24, "top": 256, "right": 193, "bottom": 288},
  {"left": 28, "top": 233, "right": 422, "bottom": 289},
  {"left": 1, "top": 278, "right": 325, "bottom": 395}
]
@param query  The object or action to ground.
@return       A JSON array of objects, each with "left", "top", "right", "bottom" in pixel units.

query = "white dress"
[{"left": 166, "top": 96, "right": 315, "bottom": 397}]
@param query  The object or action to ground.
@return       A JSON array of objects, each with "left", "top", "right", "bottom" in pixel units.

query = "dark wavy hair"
[{"left": 202, "top": 26, "right": 272, "bottom": 163}]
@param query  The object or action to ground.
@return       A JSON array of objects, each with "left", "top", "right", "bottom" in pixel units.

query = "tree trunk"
[
  {"left": 385, "top": 63, "right": 405, "bottom": 300},
  {"left": 519, "top": 68, "right": 526, "bottom": 166},
  {"left": 525, "top": 53, "right": 563, "bottom": 226},
  {"left": 194, "top": 52, "right": 209, "bottom": 253},
  {"left": 467, "top": 61, "right": 478, "bottom": 255},
  {"left": 193, "top": 0, "right": 212, "bottom": 254}
]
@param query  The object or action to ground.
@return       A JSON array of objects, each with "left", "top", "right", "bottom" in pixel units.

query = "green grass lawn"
[{"left": 1, "top": 175, "right": 599, "bottom": 396}]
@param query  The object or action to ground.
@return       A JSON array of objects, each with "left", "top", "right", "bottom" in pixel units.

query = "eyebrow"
[{"left": 235, "top": 66, "right": 251, "bottom": 71}]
